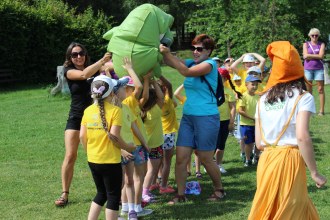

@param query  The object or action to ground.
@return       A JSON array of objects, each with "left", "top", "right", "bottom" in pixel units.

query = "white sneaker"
[
  {"left": 120, "top": 210, "right": 128, "bottom": 216},
  {"left": 136, "top": 208, "right": 153, "bottom": 217},
  {"left": 218, "top": 165, "right": 227, "bottom": 174}
]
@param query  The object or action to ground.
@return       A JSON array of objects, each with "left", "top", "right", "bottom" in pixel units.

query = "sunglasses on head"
[
  {"left": 71, "top": 51, "right": 86, "bottom": 58},
  {"left": 190, "top": 45, "right": 204, "bottom": 52},
  {"left": 311, "top": 34, "right": 319, "bottom": 38}
]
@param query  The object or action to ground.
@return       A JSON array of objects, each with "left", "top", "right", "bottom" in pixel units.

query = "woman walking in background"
[
  {"left": 55, "top": 42, "right": 111, "bottom": 206},
  {"left": 303, "top": 28, "right": 326, "bottom": 116},
  {"left": 249, "top": 41, "right": 327, "bottom": 220}
]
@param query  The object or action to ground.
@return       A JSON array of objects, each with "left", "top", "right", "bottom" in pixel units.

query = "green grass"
[{"left": 0, "top": 69, "right": 329, "bottom": 219}]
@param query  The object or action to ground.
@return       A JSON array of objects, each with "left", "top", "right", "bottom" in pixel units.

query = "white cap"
[
  {"left": 247, "top": 66, "right": 262, "bottom": 75},
  {"left": 232, "top": 74, "right": 242, "bottom": 81},
  {"left": 242, "top": 54, "right": 255, "bottom": 63},
  {"left": 212, "top": 57, "right": 221, "bottom": 61},
  {"left": 92, "top": 75, "right": 117, "bottom": 98}
]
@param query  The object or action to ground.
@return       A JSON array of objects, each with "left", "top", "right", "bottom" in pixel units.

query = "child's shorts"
[
  {"left": 162, "top": 133, "right": 176, "bottom": 150},
  {"left": 122, "top": 146, "right": 148, "bottom": 165},
  {"left": 149, "top": 146, "right": 163, "bottom": 159},
  {"left": 240, "top": 125, "right": 255, "bottom": 144}
]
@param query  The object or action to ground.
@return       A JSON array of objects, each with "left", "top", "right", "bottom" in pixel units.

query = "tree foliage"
[
  {"left": 0, "top": 0, "right": 113, "bottom": 83},
  {"left": 183, "top": 0, "right": 330, "bottom": 58}
]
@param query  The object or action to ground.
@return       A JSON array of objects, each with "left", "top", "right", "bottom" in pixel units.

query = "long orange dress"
[{"left": 248, "top": 93, "right": 320, "bottom": 220}]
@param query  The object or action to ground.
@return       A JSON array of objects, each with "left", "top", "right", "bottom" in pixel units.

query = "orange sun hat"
[{"left": 262, "top": 41, "right": 309, "bottom": 93}]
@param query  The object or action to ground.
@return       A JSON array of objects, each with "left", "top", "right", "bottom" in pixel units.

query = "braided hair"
[{"left": 91, "top": 80, "right": 110, "bottom": 132}]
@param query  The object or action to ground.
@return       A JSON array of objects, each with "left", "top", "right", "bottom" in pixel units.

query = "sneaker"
[
  {"left": 120, "top": 210, "right": 128, "bottom": 216},
  {"left": 240, "top": 153, "right": 246, "bottom": 163},
  {"left": 149, "top": 183, "right": 159, "bottom": 191},
  {"left": 196, "top": 172, "right": 202, "bottom": 178},
  {"left": 128, "top": 210, "right": 138, "bottom": 220},
  {"left": 218, "top": 165, "right": 227, "bottom": 174},
  {"left": 159, "top": 186, "right": 175, "bottom": 194},
  {"left": 244, "top": 160, "right": 252, "bottom": 167},
  {"left": 142, "top": 194, "right": 156, "bottom": 203},
  {"left": 252, "top": 156, "right": 259, "bottom": 165},
  {"left": 203, "top": 167, "right": 207, "bottom": 173},
  {"left": 136, "top": 208, "right": 153, "bottom": 217}
]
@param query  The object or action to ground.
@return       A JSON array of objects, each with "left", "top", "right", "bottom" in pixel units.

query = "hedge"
[{"left": 0, "top": 0, "right": 113, "bottom": 83}]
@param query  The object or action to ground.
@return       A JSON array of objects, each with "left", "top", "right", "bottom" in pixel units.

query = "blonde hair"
[{"left": 308, "top": 28, "right": 321, "bottom": 36}]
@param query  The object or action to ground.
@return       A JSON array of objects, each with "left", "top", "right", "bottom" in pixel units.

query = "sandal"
[
  {"left": 318, "top": 112, "right": 325, "bottom": 116},
  {"left": 168, "top": 194, "right": 188, "bottom": 205},
  {"left": 55, "top": 191, "right": 69, "bottom": 207},
  {"left": 207, "top": 189, "right": 226, "bottom": 201}
]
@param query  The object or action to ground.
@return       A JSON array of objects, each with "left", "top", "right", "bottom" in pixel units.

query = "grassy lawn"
[{"left": 0, "top": 67, "right": 329, "bottom": 219}]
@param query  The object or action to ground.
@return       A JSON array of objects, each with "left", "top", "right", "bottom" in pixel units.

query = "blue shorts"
[
  {"left": 240, "top": 125, "right": 255, "bottom": 144},
  {"left": 304, "top": 69, "right": 324, "bottom": 81},
  {"left": 122, "top": 146, "right": 148, "bottom": 165},
  {"left": 176, "top": 114, "right": 220, "bottom": 151}
]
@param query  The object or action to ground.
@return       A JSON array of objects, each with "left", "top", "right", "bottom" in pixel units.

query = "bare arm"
[
  {"left": 303, "top": 43, "right": 325, "bottom": 60},
  {"left": 109, "top": 125, "right": 136, "bottom": 152},
  {"left": 230, "top": 53, "right": 246, "bottom": 74},
  {"left": 122, "top": 57, "right": 143, "bottom": 99},
  {"left": 296, "top": 111, "right": 327, "bottom": 188},
  {"left": 251, "top": 53, "right": 266, "bottom": 72},
  {"left": 174, "top": 84, "right": 186, "bottom": 103},
  {"left": 238, "top": 106, "right": 255, "bottom": 121},
  {"left": 79, "top": 125, "right": 87, "bottom": 151},
  {"left": 131, "top": 121, "right": 150, "bottom": 152},
  {"left": 152, "top": 80, "right": 164, "bottom": 108},
  {"left": 255, "top": 118, "right": 264, "bottom": 151},
  {"left": 159, "top": 44, "right": 212, "bottom": 77},
  {"left": 228, "top": 101, "right": 236, "bottom": 131},
  {"left": 139, "top": 71, "right": 152, "bottom": 107},
  {"left": 66, "top": 52, "right": 111, "bottom": 80}
]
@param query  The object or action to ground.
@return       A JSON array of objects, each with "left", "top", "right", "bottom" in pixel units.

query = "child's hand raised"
[{"left": 122, "top": 57, "right": 133, "bottom": 71}]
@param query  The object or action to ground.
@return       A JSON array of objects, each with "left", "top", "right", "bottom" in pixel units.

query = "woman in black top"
[{"left": 55, "top": 42, "right": 111, "bottom": 206}]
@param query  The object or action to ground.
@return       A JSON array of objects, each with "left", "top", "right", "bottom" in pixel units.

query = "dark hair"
[
  {"left": 63, "top": 42, "right": 90, "bottom": 68},
  {"left": 228, "top": 79, "right": 242, "bottom": 99},
  {"left": 265, "top": 77, "right": 307, "bottom": 105},
  {"left": 192, "top": 34, "right": 215, "bottom": 56},
  {"left": 141, "top": 88, "right": 158, "bottom": 122}
]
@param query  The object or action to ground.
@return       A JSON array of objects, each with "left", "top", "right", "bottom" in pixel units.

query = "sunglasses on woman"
[
  {"left": 190, "top": 46, "right": 204, "bottom": 52},
  {"left": 311, "top": 35, "right": 319, "bottom": 38},
  {"left": 71, "top": 51, "right": 86, "bottom": 58}
]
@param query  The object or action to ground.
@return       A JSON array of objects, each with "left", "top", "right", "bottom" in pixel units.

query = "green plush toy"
[{"left": 103, "top": 4, "right": 174, "bottom": 78}]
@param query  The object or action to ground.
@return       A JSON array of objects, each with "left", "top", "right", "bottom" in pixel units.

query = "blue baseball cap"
[
  {"left": 245, "top": 74, "right": 261, "bottom": 83},
  {"left": 113, "top": 77, "right": 129, "bottom": 93}
]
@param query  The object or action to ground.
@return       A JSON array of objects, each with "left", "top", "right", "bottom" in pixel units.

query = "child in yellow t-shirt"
[
  {"left": 141, "top": 77, "right": 165, "bottom": 203},
  {"left": 237, "top": 75, "right": 261, "bottom": 167},
  {"left": 156, "top": 76, "right": 178, "bottom": 194},
  {"left": 120, "top": 58, "right": 153, "bottom": 216},
  {"left": 80, "top": 75, "right": 135, "bottom": 220},
  {"left": 217, "top": 68, "right": 240, "bottom": 174}
]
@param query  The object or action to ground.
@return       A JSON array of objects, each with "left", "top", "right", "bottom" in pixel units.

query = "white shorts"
[{"left": 162, "top": 133, "right": 176, "bottom": 150}]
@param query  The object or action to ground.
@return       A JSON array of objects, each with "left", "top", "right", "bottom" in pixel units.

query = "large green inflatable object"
[{"left": 103, "top": 4, "right": 174, "bottom": 78}]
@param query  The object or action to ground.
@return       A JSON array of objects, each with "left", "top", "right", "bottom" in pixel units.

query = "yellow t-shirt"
[
  {"left": 237, "top": 91, "right": 259, "bottom": 126},
  {"left": 144, "top": 105, "right": 164, "bottom": 148},
  {"left": 256, "top": 81, "right": 266, "bottom": 93},
  {"left": 218, "top": 87, "right": 236, "bottom": 121},
  {"left": 122, "top": 94, "right": 147, "bottom": 146},
  {"left": 120, "top": 104, "right": 135, "bottom": 148},
  {"left": 161, "top": 95, "right": 179, "bottom": 134},
  {"left": 81, "top": 102, "right": 122, "bottom": 164}
]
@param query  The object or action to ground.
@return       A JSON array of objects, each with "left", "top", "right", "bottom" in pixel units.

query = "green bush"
[{"left": 0, "top": 0, "right": 113, "bottom": 83}]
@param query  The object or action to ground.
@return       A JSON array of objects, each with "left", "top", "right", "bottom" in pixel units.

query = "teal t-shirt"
[{"left": 183, "top": 59, "right": 219, "bottom": 116}]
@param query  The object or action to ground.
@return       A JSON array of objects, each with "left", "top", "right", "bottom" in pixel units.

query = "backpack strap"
[{"left": 258, "top": 92, "right": 306, "bottom": 147}]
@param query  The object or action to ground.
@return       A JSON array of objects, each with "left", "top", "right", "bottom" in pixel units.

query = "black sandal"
[
  {"left": 207, "top": 189, "right": 226, "bottom": 201},
  {"left": 55, "top": 191, "right": 69, "bottom": 207}
]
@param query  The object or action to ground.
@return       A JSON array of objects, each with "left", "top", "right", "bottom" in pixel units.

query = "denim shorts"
[
  {"left": 304, "top": 69, "right": 324, "bottom": 81},
  {"left": 240, "top": 125, "right": 255, "bottom": 144},
  {"left": 176, "top": 114, "right": 220, "bottom": 151},
  {"left": 122, "top": 146, "right": 148, "bottom": 165}
]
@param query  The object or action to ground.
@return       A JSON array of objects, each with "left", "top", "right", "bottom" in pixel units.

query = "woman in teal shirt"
[{"left": 160, "top": 34, "right": 225, "bottom": 204}]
